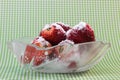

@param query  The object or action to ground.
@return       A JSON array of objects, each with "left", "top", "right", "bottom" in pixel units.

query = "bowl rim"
[{"left": 8, "top": 37, "right": 111, "bottom": 50}]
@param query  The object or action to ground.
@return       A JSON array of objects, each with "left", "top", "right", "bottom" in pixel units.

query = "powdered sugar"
[
  {"left": 73, "top": 22, "right": 86, "bottom": 30},
  {"left": 37, "top": 37, "right": 45, "bottom": 42},
  {"left": 33, "top": 37, "right": 50, "bottom": 47},
  {"left": 51, "top": 23, "right": 66, "bottom": 33},
  {"left": 42, "top": 23, "right": 66, "bottom": 33},
  {"left": 66, "top": 29, "right": 72, "bottom": 37},
  {"left": 59, "top": 39, "right": 74, "bottom": 45},
  {"left": 44, "top": 51, "right": 49, "bottom": 55},
  {"left": 42, "top": 24, "right": 50, "bottom": 31}
]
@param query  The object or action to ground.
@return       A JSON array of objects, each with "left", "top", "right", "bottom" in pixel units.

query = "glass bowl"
[{"left": 7, "top": 37, "right": 110, "bottom": 73}]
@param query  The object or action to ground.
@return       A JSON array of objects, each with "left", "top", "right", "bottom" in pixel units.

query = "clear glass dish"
[{"left": 7, "top": 37, "right": 110, "bottom": 73}]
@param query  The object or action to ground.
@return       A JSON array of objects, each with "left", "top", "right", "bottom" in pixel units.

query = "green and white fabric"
[{"left": 0, "top": 0, "right": 120, "bottom": 80}]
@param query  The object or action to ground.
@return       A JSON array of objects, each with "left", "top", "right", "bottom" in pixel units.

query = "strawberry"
[
  {"left": 31, "top": 37, "right": 60, "bottom": 66},
  {"left": 40, "top": 23, "right": 66, "bottom": 45},
  {"left": 34, "top": 49, "right": 59, "bottom": 66},
  {"left": 21, "top": 45, "right": 36, "bottom": 64},
  {"left": 56, "top": 22, "right": 71, "bottom": 31},
  {"left": 66, "top": 22, "right": 95, "bottom": 44},
  {"left": 32, "top": 37, "right": 54, "bottom": 66},
  {"left": 32, "top": 36, "right": 52, "bottom": 48},
  {"left": 22, "top": 37, "right": 53, "bottom": 66},
  {"left": 33, "top": 50, "right": 46, "bottom": 66}
]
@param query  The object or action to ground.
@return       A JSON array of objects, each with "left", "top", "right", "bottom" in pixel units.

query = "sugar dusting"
[
  {"left": 73, "top": 22, "right": 86, "bottom": 30},
  {"left": 51, "top": 23, "right": 66, "bottom": 33},
  {"left": 42, "top": 23, "right": 66, "bottom": 33},
  {"left": 66, "top": 29, "right": 72, "bottom": 37},
  {"left": 37, "top": 37, "right": 45, "bottom": 42},
  {"left": 59, "top": 39, "right": 74, "bottom": 45},
  {"left": 42, "top": 24, "right": 50, "bottom": 31},
  {"left": 34, "top": 37, "right": 50, "bottom": 47}
]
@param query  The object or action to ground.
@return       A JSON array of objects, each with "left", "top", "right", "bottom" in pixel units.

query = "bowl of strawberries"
[{"left": 8, "top": 22, "right": 110, "bottom": 73}]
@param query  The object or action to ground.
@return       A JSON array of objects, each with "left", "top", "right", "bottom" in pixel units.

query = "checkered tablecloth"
[{"left": 0, "top": 0, "right": 120, "bottom": 80}]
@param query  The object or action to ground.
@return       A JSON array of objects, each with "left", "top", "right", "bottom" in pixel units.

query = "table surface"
[{"left": 0, "top": 0, "right": 120, "bottom": 80}]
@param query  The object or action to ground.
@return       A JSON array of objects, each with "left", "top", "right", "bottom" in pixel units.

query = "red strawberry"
[
  {"left": 32, "top": 36, "right": 52, "bottom": 48},
  {"left": 32, "top": 37, "right": 60, "bottom": 66},
  {"left": 66, "top": 22, "right": 95, "bottom": 44},
  {"left": 40, "top": 23, "right": 66, "bottom": 45},
  {"left": 56, "top": 22, "right": 71, "bottom": 31},
  {"left": 21, "top": 45, "right": 36, "bottom": 64},
  {"left": 34, "top": 49, "right": 59, "bottom": 66},
  {"left": 22, "top": 37, "right": 53, "bottom": 66},
  {"left": 32, "top": 37, "right": 54, "bottom": 66},
  {"left": 33, "top": 50, "right": 46, "bottom": 66}
]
